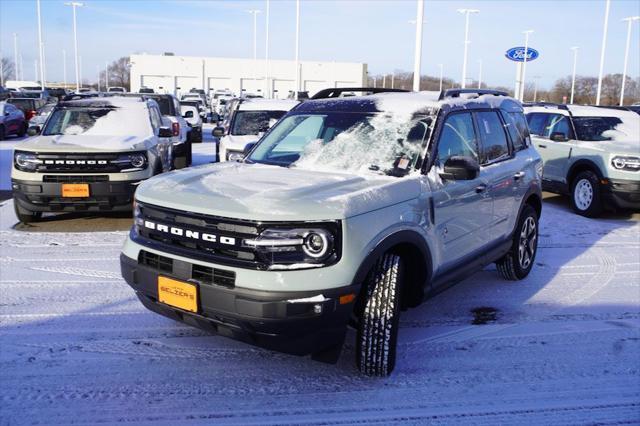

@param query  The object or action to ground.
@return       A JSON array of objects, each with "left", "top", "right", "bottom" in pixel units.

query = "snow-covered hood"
[
  {"left": 135, "top": 162, "right": 421, "bottom": 221},
  {"left": 17, "top": 134, "right": 155, "bottom": 153},
  {"left": 222, "top": 134, "right": 261, "bottom": 152}
]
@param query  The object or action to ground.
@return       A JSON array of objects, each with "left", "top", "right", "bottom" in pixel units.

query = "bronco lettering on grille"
[{"left": 143, "top": 220, "right": 236, "bottom": 245}]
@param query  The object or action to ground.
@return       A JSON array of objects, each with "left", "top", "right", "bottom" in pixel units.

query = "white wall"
[{"left": 130, "top": 54, "right": 367, "bottom": 98}]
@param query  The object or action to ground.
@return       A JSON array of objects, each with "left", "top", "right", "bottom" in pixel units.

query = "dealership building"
[{"left": 129, "top": 54, "right": 367, "bottom": 98}]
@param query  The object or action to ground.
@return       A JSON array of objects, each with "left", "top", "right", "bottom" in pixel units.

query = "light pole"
[
  {"left": 596, "top": 0, "right": 610, "bottom": 106},
  {"left": 438, "top": 63, "right": 443, "bottom": 92},
  {"left": 520, "top": 29, "right": 534, "bottom": 101},
  {"left": 247, "top": 9, "right": 261, "bottom": 90},
  {"left": 41, "top": 43, "right": 47, "bottom": 86},
  {"left": 79, "top": 55, "right": 82, "bottom": 88},
  {"left": 570, "top": 46, "right": 579, "bottom": 104},
  {"left": 34, "top": 60, "right": 38, "bottom": 81},
  {"left": 105, "top": 61, "right": 109, "bottom": 91},
  {"left": 532, "top": 75, "right": 541, "bottom": 102},
  {"left": 477, "top": 60, "right": 482, "bottom": 89},
  {"left": 65, "top": 2, "right": 83, "bottom": 92},
  {"left": 63, "top": 49, "right": 67, "bottom": 87},
  {"left": 264, "top": 0, "right": 270, "bottom": 98},
  {"left": 36, "top": 0, "right": 45, "bottom": 89},
  {"left": 391, "top": 72, "right": 395, "bottom": 89},
  {"left": 97, "top": 65, "right": 101, "bottom": 91},
  {"left": 620, "top": 16, "right": 640, "bottom": 106},
  {"left": 13, "top": 33, "right": 18, "bottom": 80},
  {"left": 294, "top": 0, "right": 300, "bottom": 96},
  {"left": 458, "top": 9, "right": 479, "bottom": 89},
  {"left": 412, "top": 0, "right": 425, "bottom": 91},
  {"left": 19, "top": 54, "right": 23, "bottom": 80}
]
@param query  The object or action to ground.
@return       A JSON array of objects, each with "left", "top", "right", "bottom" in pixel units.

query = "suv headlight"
[
  {"left": 14, "top": 152, "right": 40, "bottom": 172},
  {"left": 244, "top": 224, "right": 341, "bottom": 270},
  {"left": 113, "top": 152, "right": 148, "bottom": 170},
  {"left": 227, "top": 151, "right": 245, "bottom": 162},
  {"left": 611, "top": 156, "right": 640, "bottom": 171}
]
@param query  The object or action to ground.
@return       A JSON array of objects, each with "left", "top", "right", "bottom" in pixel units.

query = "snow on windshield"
[
  {"left": 602, "top": 114, "right": 640, "bottom": 142},
  {"left": 293, "top": 94, "right": 436, "bottom": 176}
]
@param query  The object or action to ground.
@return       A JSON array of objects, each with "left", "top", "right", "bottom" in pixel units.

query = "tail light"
[
  {"left": 26, "top": 110, "right": 37, "bottom": 120},
  {"left": 172, "top": 122, "right": 180, "bottom": 137}
]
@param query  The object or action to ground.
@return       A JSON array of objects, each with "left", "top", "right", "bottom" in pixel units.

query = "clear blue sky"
[{"left": 1, "top": 0, "right": 639, "bottom": 89}]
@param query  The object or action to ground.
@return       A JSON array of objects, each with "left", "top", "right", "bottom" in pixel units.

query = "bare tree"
[
  {"left": 98, "top": 57, "right": 130, "bottom": 91},
  {"left": 1, "top": 57, "right": 16, "bottom": 84}
]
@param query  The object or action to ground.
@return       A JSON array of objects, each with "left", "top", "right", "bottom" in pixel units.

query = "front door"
[{"left": 528, "top": 112, "right": 573, "bottom": 183}]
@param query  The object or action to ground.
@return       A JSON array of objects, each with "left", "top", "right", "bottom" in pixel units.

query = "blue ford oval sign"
[{"left": 505, "top": 47, "right": 539, "bottom": 62}]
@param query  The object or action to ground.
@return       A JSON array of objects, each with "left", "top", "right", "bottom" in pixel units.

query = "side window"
[
  {"left": 436, "top": 113, "right": 478, "bottom": 165},
  {"left": 149, "top": 106, "right": 162, "bottom": 130},
  {"left": 544, "top": 114, "right": 572, "bottom": 139},
  {"left": 476, "top": 111, "right": 510, "bottom": 164},
  {"left": 502, "top": 111, "right": 530, "bottom": 151},
  {"left": 526, "top": 113, "right": 549, "bottom": 136}
]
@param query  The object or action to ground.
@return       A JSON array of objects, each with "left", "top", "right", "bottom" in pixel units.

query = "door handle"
[
  {"left": 513, "top": 171, "right": 525, "bottom": 180},
  {"left": 538, "top": 144, "right": 547, "bottom": 148},
  {"left": 475, "top": 184, "right": 487, "bottom": 193}
]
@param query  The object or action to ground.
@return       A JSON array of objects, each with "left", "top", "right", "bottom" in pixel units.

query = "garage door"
[
  {"left": 335, "top": 80, "right": 358, "bottom": 88},
  {"left": 240, "top": 78, "right": 265, "bottom": 96},
  {"left": 303, "top": 80, "right": 328, "bottom": 98},
  {"left": 175, "top": 76, "right": 200, "bottom": 98},
  {"left": 208, "top": 77, "right": 232, "bottom": 92},
  {"left": 272, "top": 79, "right": 294, "bottom": 99},
  {"left": 141, "top": 76, "right": 173, "bottom": 94}
]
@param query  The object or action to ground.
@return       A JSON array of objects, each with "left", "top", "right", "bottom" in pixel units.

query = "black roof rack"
[
  {"left": 440, "top": 89, "right": 508, "bottom": 100},
  {"left": 311, "top": 87, "right": 408, "bottom": 100}
]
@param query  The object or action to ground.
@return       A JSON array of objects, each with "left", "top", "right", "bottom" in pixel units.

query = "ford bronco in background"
[
  {"left": 524, "top": 103, "right": 640, "bottom": 217},
  {"left": 11, "top": 97, "right": 184, "bottom": 224},
  {"left": 121, "top": 88, "right": 543, "bottom": 376}
]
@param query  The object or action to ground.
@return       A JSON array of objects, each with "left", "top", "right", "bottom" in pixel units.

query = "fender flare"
[{"left": 567, "top": 159, "right": 605, "bottom": 182}]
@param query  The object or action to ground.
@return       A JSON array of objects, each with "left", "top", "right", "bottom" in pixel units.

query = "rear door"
[{"left": 431, "top": 111, "right": 493, "bottom": 269}]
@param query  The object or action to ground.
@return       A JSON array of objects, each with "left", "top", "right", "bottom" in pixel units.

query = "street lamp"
[
  {"left": 63, "top": 49, "right": 67, "bottom": 87},
  {"left": 36, "top": 0, "right": 45, "bottom": 89},
  {"left": 64, "top": 2, "right": 83, "bottom": 92},
  {"left": 294, "top": 0, "right": 300, "bottom": 96},
  {"left": 13, "top": 33, "right": 18, "bottom": 80},
  {"left": 620, "top": 16, "right": 640, "bottom": 106},
  {"left": 532, "top": 75, "right": 541, "bottom": 102},
  {"left": 412, "top": 0, "right": 425, "bottom": 91},
  {"left": 457, "top": 8, "right": 479, "bottom": 89},
  {"left": 438, "top": 63, "right": 443, "bottom": 92},
  {"left": 520, "top": 29, "right": 534, "bottom": 101},
  {"left": 477, "top": 59, "right": 482, "bottom": 89},
  {"left": 247, "top": 9, "right": 261, "bottom": 88},
  {"left": 105, "top": 61, "right": 109, "bottom": 91},
  {"left": 264, "top": 0, "right": 270, "bottom": 98},
  {"left": 570, "top": 46, "right": 579, "bottom": 104},
  {"left": 596, "top": 0, "right": 610, "bottom": 106}
]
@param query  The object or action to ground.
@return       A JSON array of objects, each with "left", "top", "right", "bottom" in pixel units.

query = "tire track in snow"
[{"left": 28, "top": 265, "right": 122, "bottom": 279}]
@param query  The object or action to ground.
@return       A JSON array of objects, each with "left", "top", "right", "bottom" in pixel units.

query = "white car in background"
[
  {"left": 180, "top": 101, "right": 203, "bottom": 143},
  {"left": 213, "top": 99, "right": 299, "bottom": 162},
  {"left": 181, "top": 94, "right": 208, "bottom": 122}
]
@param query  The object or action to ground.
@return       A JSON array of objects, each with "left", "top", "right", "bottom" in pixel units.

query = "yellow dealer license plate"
[
  {"left": 158, "top": 276, "right": 198, "bottom": 313},
  {"left": 61, "top": 183, "right": 89, "bottom": 198}
]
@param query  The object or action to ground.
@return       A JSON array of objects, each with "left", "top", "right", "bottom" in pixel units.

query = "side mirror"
[
  {"left": 158, "top": 127, "right": 173, "bottom": 138},
  {"left": 439, "top": 156, "right": 480, "bottom": 181},
  {"left": 27, "top": 127, "right": 40, "bottom": 136},
  {"left": 243, "top": 142, "right": 256, "bottom": 155},
  {"left": 212, "top": 126, "right": 225, "bottom": 138},
  {"left": 183, "top": 110, "right": 194, "bottom": 118},
  {"left": 550, "top": 132, "right": 568, "bottom": 142}
]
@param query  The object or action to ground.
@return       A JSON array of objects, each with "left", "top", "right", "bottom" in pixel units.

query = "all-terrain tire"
[
  {"left": 570, "top": 170, "right": 603, "bottom": 217},
  {"left": 356, "top": 253, "right": 403, "bottom": 377},
  {"left": 13, "top": 201, "right": 42, "bottom": 224},
  {"left": 496, "top": 204, "right": 538, "bottom": 280}
]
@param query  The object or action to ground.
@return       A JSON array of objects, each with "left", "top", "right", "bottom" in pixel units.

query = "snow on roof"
[{"left": 238, "top": 99, "right": 299, "bottom": 111}]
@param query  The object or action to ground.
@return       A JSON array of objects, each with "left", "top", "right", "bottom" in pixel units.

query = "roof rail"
[
  {"left": 439, "top": 88, "right": 508, "bottom": 100},
  {"left": 311, "top": 87, "right": 409, "bottom": 100},
  {"left": 522, "top": 101, "right": 569, "bottom": 111}
]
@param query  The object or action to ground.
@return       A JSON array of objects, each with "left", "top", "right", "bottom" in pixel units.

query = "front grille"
[
  {"left": 20, "top": 152, "right": 146, "bottom": 173},
  {"left": 134, "top": 202, "right": 263, "bottom": 269},
  {"left": 139, "top": 250, "right": 236, "bottom": 288},
  {"left": 43, "top": 175, "right": 109, "bottom": 183}
]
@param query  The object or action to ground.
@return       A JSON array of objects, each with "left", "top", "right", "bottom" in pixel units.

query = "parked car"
[
  {"left": 287, "top": 90, "right": 310, "bottom": 101},
  {"left": 524, "top": 103, "right": 640, "bottom": 216},
  {"left": 213, "top": 94, "right": 233, "bottom": 117},
  {"left": 11, "top": 96, "right": 186, "bottom": 224},
  {"left": 45, "top": 87, "right": 68, "bottom": 101},
  {"left": 10, "top": 89, "right": 51, "bottom": 100},
  {"left": 180, "top": 101, "right": 203, "bottom": 143},
  {"left": 139, "top": 87, "right": 155, "bottom": 94},
  {"left": 214, "top": 98, "right": 299, "bottom": 162},
  {"left": 6, "top": 97, "right": 48, "bottom": 121},
  {"left": 0, "top": 101, "right": 27, "bottom": 140},
  {"left": 27, "top": 102, "right": 56, "bottom": 134},
  {"left": 77, "top": 88, "right": 93, "bottom": 93},
  {"left": 107, "top": 87, "right": 126, "bottom": 93},
  {"left": 120, "top": 88, "right": 543, "bottom": 376},
  {"left": 0, "top": 86, "right": 11, "bottom": 101},
  {"left": 181, "top": 94, "right": 209, "bottom": 121}
]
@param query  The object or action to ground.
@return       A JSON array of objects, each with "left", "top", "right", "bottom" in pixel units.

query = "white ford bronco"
[
  {"left": 524, "top": 103, "right": 640, "bottom": 216},
  {"left": 121, "top": 88, "right": 543, "bottom": 376},
  {"left": 12, "top": 96, "right": 183, "bottom": 223}
]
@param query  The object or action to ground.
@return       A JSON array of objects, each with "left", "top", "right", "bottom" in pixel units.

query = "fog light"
[{"left": 313, "top": 304, "right": 323, "bottom": 314}]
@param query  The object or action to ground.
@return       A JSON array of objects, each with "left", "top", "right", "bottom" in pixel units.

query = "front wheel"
[
  {"left": 496, "top": 204, "right": 538, "bottom": 280},
  {"left": 13, "top": 201, "right": 42, "bottom": 224},
  {"left": 356, "top": 253, "right": 403, "bottom": 377},
  {"left": 571, "top": 170, "right": 603, "bottom": 217}
]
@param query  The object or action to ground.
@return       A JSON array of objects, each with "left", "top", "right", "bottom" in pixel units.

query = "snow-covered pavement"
[{"left": 1, "top": 190, "right": 639, "bottom": 424}]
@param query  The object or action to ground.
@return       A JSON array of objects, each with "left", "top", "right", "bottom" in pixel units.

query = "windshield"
[
  {"left": 231, "top": 110, "right": 286, "bottom": 136},
  {"left": 42, "top": 106, "right": 151, "bottom": 137},
  {"left": 248, "top": 112, "right": 434, "bottom": 176},
  {"left": 8, "top": 99, "right": 33, "bottom": 110},
  {"left": 573, "top": 116, "right": 624, "bottom": 141}
]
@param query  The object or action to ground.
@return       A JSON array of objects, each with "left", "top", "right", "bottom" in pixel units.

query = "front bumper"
[
  {"left": 120, "top": 252, "right": 358, "bottom": 356},
  {"left": 603, "top": 178, "right": 640, "bottom": 210},
  {"left": 12, "top": 178, "right": 139, "bottom": 212}
]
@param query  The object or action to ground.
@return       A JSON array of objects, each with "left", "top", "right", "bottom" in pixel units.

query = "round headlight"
[
  {"left": 130, "top": 154, "right": 146, "bottom": 168},
  {"left": 612, "top": 157, "right": 626, "bottom": 169},
  {"left": 15, "top": 153, "right": 37, "bottom": 169},
  {"left": 303, "top": 231, "right": 330, "bottom": 258}
]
